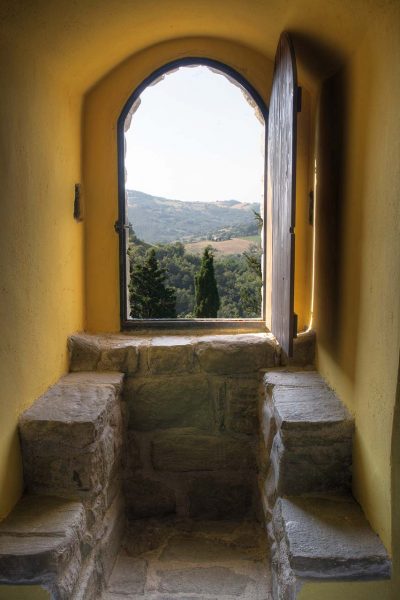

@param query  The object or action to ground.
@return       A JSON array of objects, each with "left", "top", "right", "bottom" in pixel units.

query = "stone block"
[
  {"left": 280, "top": 330, "right": 316, "bottom": 367},
  {"left": 264, "top": 368, "right": 323, "bottom": 390},
  {"left": 107, "top": 556, "right": 147, "bottom": 595},
  {"left": 152, "top": 429, "right": 254, "bottom": 472},
  {"left": 157, "top": 565, "right": 251, "bottom": 595},
  {"left": 268, "top": 434, "right": 353, "bottom": 498},
  {"left": 68, "top": 335, "right": 100, "bottom": 371},
  {"left": 125, "top": 477, "right": 176, "bottom": 519},
  {"left": 188, "top": 478, "right": 252, "bottom": 519},
  {"left": 124, "top": 431, "right": 142, "bottom": 475},
  {"left": 71, "top": 557, "right": 101, "bottom": 600},
  {"left": 97, "top": 346, "right": 139, "bottom": 374},
  {"left": 226, "top": 378, "right": 260, "bottom": 434},
  {"left": 19, "top": 373, "right": 124, "bottom": 499},
  {"left": 271, "top": 496, "right": 391, "bottom": 599},
  {"left": 195, "top": 333, "right": 277, "bottom": 374},
  {"left": 0, "top": 496, "right": 85, "bottom": 586},
  {"left": 125, "top": 374, "right": 211, "bottom": 431},
  {"left": 160, "top": 534, "right": 251, "bottom": 562},
  {"left": 260, "top": 372, "right": 354, "bottom": 499},
  {"left": 98, "top": 494, "right": 125, "bottom": 582},
  {"left": 20, "top": 382, "right": 119, "bottom": 449},
  {"left": 272, "top": 385, "right": 353, "bottom": 428},
  {"left": 147, "top": 336, "right": 195, "bottom": 374}
]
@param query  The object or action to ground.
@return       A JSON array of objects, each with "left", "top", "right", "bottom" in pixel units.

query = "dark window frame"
[{"left": 117, "top": 57, "right": 269, "bottom": 330}]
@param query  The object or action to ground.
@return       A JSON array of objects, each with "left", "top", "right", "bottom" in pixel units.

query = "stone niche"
[{"left": 68, "top": 331, "right": 315, "bottom": 523}]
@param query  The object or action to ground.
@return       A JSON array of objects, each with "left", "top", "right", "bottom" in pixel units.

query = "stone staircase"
[
  {"left": 0, "top": 372, "right": 125, "bottom": 599},
  {"left": 259, "top": 369, "right": 391, "bottom": 599},
  {"left": 0, "top": 330, "right": 391, "bottom": 599}
]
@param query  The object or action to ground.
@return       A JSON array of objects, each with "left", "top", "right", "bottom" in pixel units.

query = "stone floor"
[{"left": 102, "top": 519, "right": 272, "bottom": 599}]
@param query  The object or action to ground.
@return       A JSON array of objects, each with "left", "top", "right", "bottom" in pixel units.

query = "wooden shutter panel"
[{"left": 265, "top": 32, "right": 299, "bottom": 357}]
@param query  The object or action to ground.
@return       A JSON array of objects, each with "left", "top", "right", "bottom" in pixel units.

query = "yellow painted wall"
[
  {"left": 313, "top": 3, "right": 400, "bottom": 597},
  {"left": 83, "top": 36, "right": 313, "bottom": 332},
  {"left": 0, "top": 586, "right": 50, "bottom": 600},
  {"left": 0, "top": 45, "right": 85, "bottom": 519},
  {"left": 1, "top": 3, "right": 399, "bottom": 597}
]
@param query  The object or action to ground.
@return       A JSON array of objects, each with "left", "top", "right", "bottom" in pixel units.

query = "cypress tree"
[
  {"left": 194, "top": 247, "right": 220, "bottom": 317},
  {"left": 129, "top": 248, "right": 176, "bottom": 318}
]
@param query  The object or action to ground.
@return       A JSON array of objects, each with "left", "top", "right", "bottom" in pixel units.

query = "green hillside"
[{"left": 126, "top": 190, "right": 260, "bottom": 244}]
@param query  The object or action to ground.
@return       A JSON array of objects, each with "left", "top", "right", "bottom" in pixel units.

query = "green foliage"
[
  {"left": 128, "top": 237, "right": 262, "bottom": 319},
  {"left": 129, "top": 248, "right": 176, "bottom": 318},
  {"left": 194, "top": 247, "right": 220, "bottom": 317}
]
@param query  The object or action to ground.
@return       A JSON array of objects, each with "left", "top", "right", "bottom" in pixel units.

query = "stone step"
[
  {"left": 0, "top": 495, "right": 86, "bottom": 598},
  {"left": 11, "top": 371, "right": 127, "bottom": 598},
  {"left": 19, "top": 372, "right": 124, "bottom": 500},
  {"left": 260, "top": 370, "right": 354, "bottom": 509},
  {"left": 271, "top": 495, "right": 391, "bottom": 599}
]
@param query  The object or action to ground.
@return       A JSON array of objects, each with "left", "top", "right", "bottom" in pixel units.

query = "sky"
[{"left": 124, "top": 65, "right": 265, "bottom": 204}]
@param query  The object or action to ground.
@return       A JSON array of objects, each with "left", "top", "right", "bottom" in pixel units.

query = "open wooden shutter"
[{"left": 265, "top": 32, "right": 299, "bottom": 357}]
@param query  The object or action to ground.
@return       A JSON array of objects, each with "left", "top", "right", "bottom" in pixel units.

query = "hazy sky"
[{"left": 124, "top": 66, "right": 265, "bottom": 204}]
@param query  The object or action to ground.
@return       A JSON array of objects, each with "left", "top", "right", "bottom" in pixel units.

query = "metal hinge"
[{"left": 114, "top": 220, "right": 130, "bottom": 234}]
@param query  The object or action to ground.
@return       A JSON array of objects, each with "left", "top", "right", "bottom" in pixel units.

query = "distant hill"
[{"left": 126, "top": 190, "right": 260, "bottom": 244}]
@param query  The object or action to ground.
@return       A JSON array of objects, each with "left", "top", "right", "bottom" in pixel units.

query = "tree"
[
  {"left": 194, "top": 247, "right": 220, "bottom": 317},
  {"left": 129, "top": 248, "right": 176, "bottom": 318}
]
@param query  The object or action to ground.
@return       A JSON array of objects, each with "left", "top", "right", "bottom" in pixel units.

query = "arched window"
[{"left": 117, "top": 58, "right": 268, "bottom": 328}]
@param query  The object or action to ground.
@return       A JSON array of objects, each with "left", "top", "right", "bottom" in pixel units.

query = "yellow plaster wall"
[
  {"left": 0, "top": 586, "right": 50, "bottom": 600},
  {"left": 0, "top": 45, "right": 85, "bottom": 519},
  {"left": 313, "top": 0, "right": 400, "bottom": 576},
  {"left": 83, "top": 36, "right": 313, "bottom": 333}
]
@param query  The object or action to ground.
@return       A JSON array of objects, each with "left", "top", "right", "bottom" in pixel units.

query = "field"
[{"left": 185, "top": 237, "right": 259, "bottom": 256}]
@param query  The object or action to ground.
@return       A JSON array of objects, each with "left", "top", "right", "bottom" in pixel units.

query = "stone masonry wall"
[{"left": 69, "top": 332, "right": 315, "bottom": 523}]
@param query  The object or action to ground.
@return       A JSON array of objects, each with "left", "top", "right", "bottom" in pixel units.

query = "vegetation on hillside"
[
  {"left": 128, "top": 229, "right": 262, "bottom": 318},
  {"left": 126, "top": 189, "right": 259, "bottom": 244},
  {"left": 194, "top": 248, "right": 220, "bottom": 317},
  {"left": 129, "top": 247, "right": 176, "bottom": 318}
]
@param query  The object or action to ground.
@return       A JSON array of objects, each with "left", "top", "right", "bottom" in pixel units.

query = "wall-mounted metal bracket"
[{"left": 74, "top": 184, "right": 83, "bottom": 221}]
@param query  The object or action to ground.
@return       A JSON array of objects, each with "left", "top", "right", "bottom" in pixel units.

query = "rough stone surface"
[
  {"left": 272, "top": 386, "right": 353, "bottom": 426},
  {"left": 8, "top": 370, "right": 126, "bottom": 598},
  {"left": 147, "top": 337, "right": 196, "bottom": 374},
  {"left": 0, "top": 496, "right": 85, "bottom": 589},
  {"left": 98, "top": 346, "right": 139, "bottom": 374},
  {"left": 103, "top": 519, "right": 271, "bottom": 599},
  {"left": 259, "top": 369, "right": 391, "bottom": 599},
  {"left": 125, "top": 478, "right": 176, "bottom": 519},
  {"left": 19, "top": 372, "right": 124, "bottom": 499},
  {"left": 226, "top": 379, "right": 260, "bottom": 434},
  {"left": 260, "top": 370, "right": 354, "bottom": 500},
  {"left": 69, "top": 334, "right": 101, "bottom": 372},
  {"left": 264, "top": 369, "right": 324, "bottom": 389},
  {"left": 158, "top": 566, "right": 252, "bottom": 595},
  {"left": 71, "top": 557, "right": 101, "bottom": 600},
  {"left": 125, "top": 375, "right": 211, "bottom": 431},
  {"left": 280, "top": 331, "right": 316, "bottom": 367},
  {"left": 270, "top": 496, "right": 391, "bottom": 599},
  {"left": 196, "top": 334, "right": 277, "bottom": 374},
  {"left": 107, "top": 556, "right": 147, "bottom": 595},
  {"left": 124, "top": 430, "right": 142, "bottom": 475},
  {"left": 188, "top": 478, "right": 253, "bottom": 520},
  {"left": 152, "top": 429, "right": 254, "bottom": 472},
  {"left": 119, "top": 335, "right": 267, "bottom": 522}
]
